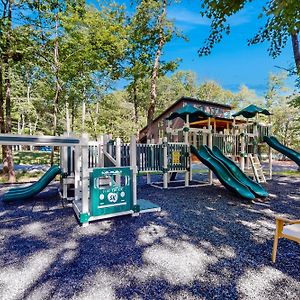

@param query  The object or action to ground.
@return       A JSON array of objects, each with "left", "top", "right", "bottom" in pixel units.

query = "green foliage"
[
  {"left": 265, "top": 72, "right": 300, "bottom": 149},
  {"left": 199, "top": 0, "right": 300, "bottom": 58},
  {"left": 197, "top": 80, "right": 236, "bottom": 106},
  {"left": 124, "top": 0, "right": 182, "bottom": 126}
]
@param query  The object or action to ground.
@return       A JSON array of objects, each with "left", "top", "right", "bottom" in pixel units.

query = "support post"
[
  {"left": 163, "top": 137, "right": 168, "bottom": 189},
  {"left": 185, "top": 148, "right": 190, "bottom": 187},
  {"left": 208, "top": 126, "right": 213, "bottom": 184},
  {"left": 74, "top": 144, "right": 81, "bottom": 202},
  {"left": 98, "top": 135, "right": 104, "bottom": 167},
  {"left": 269, "top": 146, "right": 273, "bottom": 180},
  {"left": 268, "top": 115, "right": 273, "bottom": 180},
  {"left": 81, "top": 133, "right": 90, "bottom": 225},
  {"left": 130, "top": 136, "right": 138, "bottom": 212},
  {"left": 116, "top": 137, "right": 121, "bottom": 185},
  {"left": 240, "top": 131, "right": 245, "bottom": 172},
  {"left": 146, "top": 139, "right": 151, "bottom": 184}
]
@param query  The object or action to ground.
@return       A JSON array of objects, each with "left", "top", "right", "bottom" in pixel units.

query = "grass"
[
  {"left": 138, "top": 169, "right": 208, "bottom": 176},
  {"left": 273, "top": 170, "right": 300, "bottom": 177},
  {"left": 0, "top": 170, "right": 46, "bottom": 183},
  {"left": 13, "top": 151, "right": 60, "bottom": 165}
]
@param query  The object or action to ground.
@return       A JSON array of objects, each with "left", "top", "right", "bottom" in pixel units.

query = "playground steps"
[{"left": 249, "top": 154, "right": 266, "bottom": 183}]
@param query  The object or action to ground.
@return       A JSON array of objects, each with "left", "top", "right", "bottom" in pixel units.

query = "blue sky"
[
  {"left": 165, "top": 0, "right": 294, "bottom": 94},
  {"left": 112, "top": 0, "right": 295, "bottom": 95}
]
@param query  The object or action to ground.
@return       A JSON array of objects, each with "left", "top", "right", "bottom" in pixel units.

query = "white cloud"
[
  {"left": 168, "top": 7, "right": 251, "bottom": 30},
  {"left": 168, "top": 8, "right": 210, "bottom": 26}
]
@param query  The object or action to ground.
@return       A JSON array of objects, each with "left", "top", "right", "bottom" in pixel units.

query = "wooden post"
[
  {"left": 146, "top": 139, "right": 151, "bottom": 184},
  {"left": 116, "top": 137, "right": 121, "bottom": 185},
  {"left": 240, "top": 131, "right": 245, "bottom": 172},
  {"left": 81, "top": 133, "right": 90, "bottom": 224},
  {"left": 98, "top": 135, "right": 104, "bottom": 167},
  {"left": 208, "top": 125, "right": 213, "bottom": 184},
  {"left": 163, "top": 137, "right": 168, "bottom": 189},
  {"left": 268, "top": 115, "right": 273, "bottom": 180},
  {"left": 269, "top": 145, "right": 273, "bottom": 180},
  {"left": 130, "top": 135, "right": 138, "bottom": 209},
  {"left": 74, "top": 144, "right": 81, "bottom": 202},
  {"left": 203, "top": 130, "right": 207, "bottom": 146},
  {"left": 185, "top": 148, "right": 190, "bottom": 187}
]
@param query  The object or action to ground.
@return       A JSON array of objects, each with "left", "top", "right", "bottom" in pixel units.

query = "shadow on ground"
[{"left": 0, "top": 175, "right": 299, "bottom": 300}]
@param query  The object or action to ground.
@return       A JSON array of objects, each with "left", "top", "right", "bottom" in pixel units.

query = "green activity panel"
[{"left": 89, "top": 167, "right": 133, "bottom": 217}]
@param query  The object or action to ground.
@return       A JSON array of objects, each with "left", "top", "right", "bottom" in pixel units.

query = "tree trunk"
[
  {"left": 51, "top": 83, "right": 60, "bottom": 165},
  {"left": 133, "top": 82, "right": 139, "bottom": 124},
  {"left": 0, "top": 62, "right": 6, "bottom": 162},
  {"left": 147, "top": 0, "right": 167, "bottom": 139},
  {"left": 4, "top": 59, "right": 16, "bottom": 182},
  {"left": 82, "top": 100, "right": 86, "bottom": 132},
  {"left": 66, "top": 101, "right": 70, "bottom": 134},
  {"left": 291, "top": 32, "right": 300, "bottom": 75},
  {"left": 50, "top": 12, "right": 61, "bottom": 165},
  {"left": 71, "top": 99, "right": 75, "bottom": 131},
  {"left": 2, "top": 1, "right": 15, "bottom": 182}
]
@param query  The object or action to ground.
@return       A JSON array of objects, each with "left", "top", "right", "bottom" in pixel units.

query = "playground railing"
[
  {"left": 257, "top": 124, "right": 271, "bottom": 143},
  {"left": 167, "top": 143, "right": 189, "bottom": 171},
  {"left": 121, "top": 143, "right": 130, "bottom": 167},
  {"left": 88, "top": 142, "right": 99, "bottom": 168},
  {"left": 212, "top": 133, "right": 238, "bottom": 156},
  {"left": 137, "top": 143, "right": 163, "bottom": 172}
]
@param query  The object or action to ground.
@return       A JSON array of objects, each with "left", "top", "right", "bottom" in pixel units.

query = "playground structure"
[
  {"left": 0, "top": 134, "right": 160, "bottom": 225},
  {"left": 164, "top": 104, "right": 274, "bottom": 183},
  {"left": 1, "top": 104, "right": 300, "bottom": 225}
]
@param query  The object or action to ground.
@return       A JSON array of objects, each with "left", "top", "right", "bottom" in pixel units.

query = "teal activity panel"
[{"left": 89, "top": 167, "right": 133, "bottom": 217}]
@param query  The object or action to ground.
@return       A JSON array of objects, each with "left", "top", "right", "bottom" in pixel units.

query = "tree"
[
  {"left": 265, "top": 72, "right": 300, "bottom": 149},
  {"left": 0, "top": 0, "right": 30, "bottom": 182},
  {"left": 124, "top": 0, "right": 179, "bottom": 137},
  {"left": 197, "top": 80, "right": 236, "bottom": 106},
  {"left": 198, "top": 1, "right": 300, "bottom": 75},
  {"left": 234, "top": 85, "right": 264, "bottom": 110}
]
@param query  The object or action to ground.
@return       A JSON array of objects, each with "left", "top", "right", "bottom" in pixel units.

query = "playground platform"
[{"left": 0, "top": 173, "right": 299, "bottom": 299}]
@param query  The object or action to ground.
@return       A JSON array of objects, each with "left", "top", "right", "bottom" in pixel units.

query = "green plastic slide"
[
  {"left": 191, "top": 145, "right": 255, "bottom": 200},
  {"left": 211, "top": 146, "right": 268, "bottom": 198},
  {"left": 3, "top": 165, "right": 61, "bottom": 202},
  {"left": 264, "top": 136, "right": 300, "bottom": 168}
]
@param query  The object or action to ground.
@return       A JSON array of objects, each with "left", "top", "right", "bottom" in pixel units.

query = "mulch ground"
[{"left": 0, "top": 170, "right": 299, "bottom": 299}]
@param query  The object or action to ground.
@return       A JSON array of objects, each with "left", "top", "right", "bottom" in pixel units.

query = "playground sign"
[{"left": 90, "top": 167, "right": 132, "bottom": 217}]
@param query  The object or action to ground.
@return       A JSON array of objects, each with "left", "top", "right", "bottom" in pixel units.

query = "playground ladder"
[{"left": 249, "top": 154, "right": 266, "bottom": 183}]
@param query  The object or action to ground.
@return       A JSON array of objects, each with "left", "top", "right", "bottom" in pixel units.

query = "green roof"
[
  {"left": 232, "top": 104, "right": 271, "bottom": 118},
  {"left": 166, "top": 104, "right": 212, "bottom": 122}
]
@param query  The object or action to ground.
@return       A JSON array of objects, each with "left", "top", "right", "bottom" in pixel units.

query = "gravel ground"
[{"left": 0, "top": 172, "right": 299, "bottom": 300}]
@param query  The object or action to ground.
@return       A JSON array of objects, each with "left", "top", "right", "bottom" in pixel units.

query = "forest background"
[{"left": 0, "top": 0, "right": 299, "bottom": 182}]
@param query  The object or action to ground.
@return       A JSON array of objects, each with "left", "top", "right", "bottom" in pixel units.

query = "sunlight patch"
[
  {"left": 77, "top": 220, "right": 112, "bottom": 236},
  {"left": 0, "top": 249, "right": 58, "bottom": 300},
  {"left": 164, "top": 290, "right": 205, "bottom": 300},
  {"left": 138, "top": 238, "right": 218, "bottom": 285},
  {"left": 237, "top": 266, "right": 299, "bottom": 300},
  {"left": 23, "top": 222, "right": 44, "bottom": 237},
  {"left": 137, "top": 223, "right": 167, "bottom": 245},
  {"left": 238, "top": 219, "right": 274, "bottom": 243},
  {"left": 71, "top": 270, "right": 124, "bottom": 300}
]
